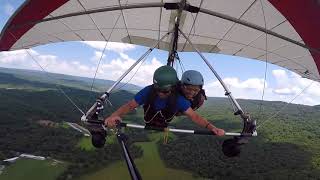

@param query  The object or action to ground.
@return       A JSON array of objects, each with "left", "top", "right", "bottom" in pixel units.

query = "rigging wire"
[
  {"left": 175, "top": 57, "right": 179, "bottom": 76},
  {"left": 176, "top": 52, "right": 185, "bottom": 74},
  {"left": 22, "top": 49, "right": 86, "bottom": 115},
  {"left": 181, "top": 0, "right": 204, "bottom": 51},
  {"left": 8, "top": 31, "right": 86, "bottom": 115},
  {"left": 86, "top": 0, "right": 129, "bottom": 108},
  {"left": 227, "top": 95, "right": 237, "bottom": 113},
  {"left": 113, "top": 56, "right": 147, "bottom": 91},
  {"left": 256, "top": 81, "right": 314, "bottom": 129},
  {"left": 89, "top": 42, "right": 107, "bottom": 92},
  {"left": 255, "top": 0, "right": 315, "bottom": 130},
  {"left": 253, "top": 0, "right": 268, "bottom": 176},
  {"left": 258, "top": 0, "right": 269, "bottom": 121},
  {"left": 118, "top": 0, "right": 132, "bottom": 43}
]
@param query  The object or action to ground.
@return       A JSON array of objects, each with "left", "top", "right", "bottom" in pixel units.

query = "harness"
[
  {"left": 177, "top": 83, "right": 207, "bottom": 111},
  {"left": 143, "top": 85, "right": 177, "bottom": 128}
]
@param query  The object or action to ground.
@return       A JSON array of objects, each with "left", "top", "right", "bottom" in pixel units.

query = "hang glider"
[
  {"left": 1, "top": 1, "right": 319, "bottom": 179},
  {"left": 0, "top": 0, "right": 319, "bottom": 82}
]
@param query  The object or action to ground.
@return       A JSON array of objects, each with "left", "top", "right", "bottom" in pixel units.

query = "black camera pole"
[{"left": 115, "top": 123, "right": 142, "bottom": 180}]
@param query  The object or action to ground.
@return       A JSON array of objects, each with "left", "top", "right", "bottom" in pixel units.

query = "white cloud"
[
  {"left": 306, "top": 82, "right": 320, "bottom": 97},
  {"left": 1, "top": 49, "right": 319, "bottom": 106},
  {"left": 0, "top": 49, "right": 94, "bottom": 77},
  {"left": 204, "top": 77, "right": 270, "bottom": 100},
  {"left": 98, "top": 55, "right": 163, "bottom": 86},
  {"left": 273, "top": 88, "right": 296, "bottom": 95},
  {"left": 272, "top": 69, "right": 290, "bottom": 87},
  {"left": 0, "top": 50, "right": 29, "bottom": 63},
  {"left": 223, "top": 77, "right": 266, "bottom": 90},
  {"left": 0, "top": 49, "right": 162, "bottom": 87},
  {"left": 204, "top": 70, "right": 320, "bottom": 106},
  {"left": 91, "top": 51, "right": 106, "bottom": 62},
  {"left": 4, "top": 3, "right": 14, "bottom": 16},
  {"left": 82, "top": 41, "right": 136, "bottom": 53}
]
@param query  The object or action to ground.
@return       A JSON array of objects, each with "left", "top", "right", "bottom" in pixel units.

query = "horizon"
[
  {"left": 0, "top": 0, "right": 320, "bottom": 106},
  {"left": 1, "top": 66, "right": 318, "bottom": 107}
]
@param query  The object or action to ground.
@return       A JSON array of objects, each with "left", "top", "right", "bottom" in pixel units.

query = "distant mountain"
[
  {"left": 1, "top": 72, "right": 319, "bottom": 180},
  {"left": 0, "top": 67, "right": 142, "bottom": 92}
]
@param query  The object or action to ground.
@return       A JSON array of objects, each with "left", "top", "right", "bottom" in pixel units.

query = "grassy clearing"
[
  {"left": 77, "top": 133, "right": 117, "bottom": 151},
  {"left": 61, "top": 122, "right": 70, "bottom": 129},
  {"left": 77, "top": 137, "right": 95, "bottom": 151},
  {"left": 80, "top": 133, "right": 203, "bottom": 180},
  {"left": 0, "top": 158, "right": 66, "bottom": 180}
]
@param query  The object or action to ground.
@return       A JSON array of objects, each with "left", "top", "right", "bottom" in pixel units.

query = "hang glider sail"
[
  {"left": 2, "top": 1, "right": 318, "bottom": 178},
  {"left": 0, "top": 0, "right": 319, "bottom": 82}
]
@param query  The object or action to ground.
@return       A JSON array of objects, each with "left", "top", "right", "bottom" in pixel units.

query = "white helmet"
[{"left": 181, "top": 70, "right": 204, "bottom": 86}]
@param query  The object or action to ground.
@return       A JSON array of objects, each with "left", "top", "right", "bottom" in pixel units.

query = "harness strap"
[
  {"left": 143, "top": 85, "right": 177, "bottom": 127},
  {"left": 163, "top": 127, "right": 169, "bottom": 144}
]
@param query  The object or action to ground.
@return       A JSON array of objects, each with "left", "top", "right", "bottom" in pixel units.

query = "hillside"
[
  {"left": 0, "top": 67, "right": 141, "bottom": 92},
  {"left": 0, "top": 69, "right": 319, "bottom": 179}
]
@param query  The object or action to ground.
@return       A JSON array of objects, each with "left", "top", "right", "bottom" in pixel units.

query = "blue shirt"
[{"left": 134, "top": 85, "right": 190, "bottom": 112}]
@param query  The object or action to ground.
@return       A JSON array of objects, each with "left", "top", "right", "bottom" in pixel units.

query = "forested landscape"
[{"left": 0, "top": 68, "right": 320, "bottom": 179}]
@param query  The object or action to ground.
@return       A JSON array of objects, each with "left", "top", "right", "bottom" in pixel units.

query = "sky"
[{"left": 0, "top": 0, "right": 320, "bottom": 106}]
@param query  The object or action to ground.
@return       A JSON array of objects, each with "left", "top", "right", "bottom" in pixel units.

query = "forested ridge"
[
  {"left": 0, "top": 70, "right": 320, "bottom": 179},
  {"left": 159, "top": 98, "right": 320, "bottom": 179}
]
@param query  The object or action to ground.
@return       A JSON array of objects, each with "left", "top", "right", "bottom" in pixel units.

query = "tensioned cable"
[
  {"left": 77, "top": 0, "right": 108, "bottom": 91},
  {"left": 258, "top": 0, "right": 268, "bottom": 121},
  {"left": 177, "top": 54, "right": 185, "bottom": 74},
  {"left": 9, "top": 38, "right": 86, "bottom": 116},
  {"left": 181, "top": 0, "right": 204, "bottom": 51},
  {"left": 118, "top": 0, "right": 132, "bottom": 44},
  {"left": 255, "top": 1, "right": 316, "bottom": 129},
  {"left": 228, "top": 95, "right": 237, "bottom": 113},
  {"left": 173, "top": 52, "right": 185, "bottom": 76},
  {"left": 49, "top": 14, "right": 84, "bottom": 41},
  {"left": 253, "top": 2, "right": 269, "bottom": 177},
  {"left": 29, "top": 50, "right": 86, "bottom": 115},
  {"left": 174, "top": 57, "right": 179, "bottom": 75},
  {"left": 113, "top": 54, "right": 148, "bottom": 91},
  {"left": 85, "top": 5, "right": 126, "bottom": 108},
  {"left": 8, "top": 31, "right": 85, "bottom": 115},
  {"left": 114, "top": 32, "right": 174, "bottom": 92},
  {"left": 157, "top": 0, "right": 163, "bottom": 49},
  {"left": 89, "top": 43, "right": 108, "bottom": 91},
  {"left": 209, "top": 0, "right": 257, "bottom": 53},
  {"left": 88, "top": 0, "right": 129, "bottom": 92},
  {"left": 256, "top": 81, "right": 314, "bottom": 129},
  {"left": 77, "top": 0, "right": 108, "bottom": 41},
  {"left": 103, "top": 31, "right": 173, "bottom": 116}
]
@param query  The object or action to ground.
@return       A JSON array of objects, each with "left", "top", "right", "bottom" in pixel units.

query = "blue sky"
[{"left": 1, "top": 0, "right": 320, "bottom": 106}]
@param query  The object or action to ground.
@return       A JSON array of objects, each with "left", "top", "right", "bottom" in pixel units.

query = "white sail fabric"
[{"left": 1, "top": 0, "right": 319, "bottom": 81}]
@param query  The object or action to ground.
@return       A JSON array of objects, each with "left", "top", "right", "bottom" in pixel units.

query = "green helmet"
[
  {"left": 153, "top": 66, "right": 178, "bottom": 89},
  {"left": 181, "top": 70, "right": 204, "bottom": 86}
]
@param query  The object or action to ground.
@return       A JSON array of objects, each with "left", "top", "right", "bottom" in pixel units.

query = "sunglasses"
[
  {"left": 182, "top": 85, "right": 200, "bottom": 93},
  {"left": 157, "top": 89, "right": 172, "bottom": 94}
]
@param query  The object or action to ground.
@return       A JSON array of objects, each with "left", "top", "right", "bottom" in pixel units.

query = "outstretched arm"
[
  {"left": 104, "top": 99, "right": 139, "bottom": 127},
  {"left": 183, "top": 107, "right": 225, "bottom": 136}
]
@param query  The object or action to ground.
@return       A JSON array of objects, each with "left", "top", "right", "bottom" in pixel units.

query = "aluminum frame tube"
[
  {"left": 105, "top": 32, "right": 171, "bottom": 95},
  {"left": 118, "top": 138, "right": 142, "bottom": 180},
  {"left": 5, "top": 2, "right": 318, "bottom": 54},
  {"left": 7, "top": 3, "right": 165, "bottom": 30},
  {"left": 121, "top": 123, "right": 257, "bottom": 137},
  {"left": 178, "top": 28, "right": 244, "bottom": 114},
  {"left": 81, "top": 32, "right": 171, "bottom": 122},
  {"left": 199, "top": 8, "right": 319, "bottom": 54}
]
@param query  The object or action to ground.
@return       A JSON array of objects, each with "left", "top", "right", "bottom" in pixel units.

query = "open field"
[
  {"left": 80, "top": 134, "right": 202, "bottom": 180},
  {"left": 0, "top": 158, "right": 66, "bottom": 180}
]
